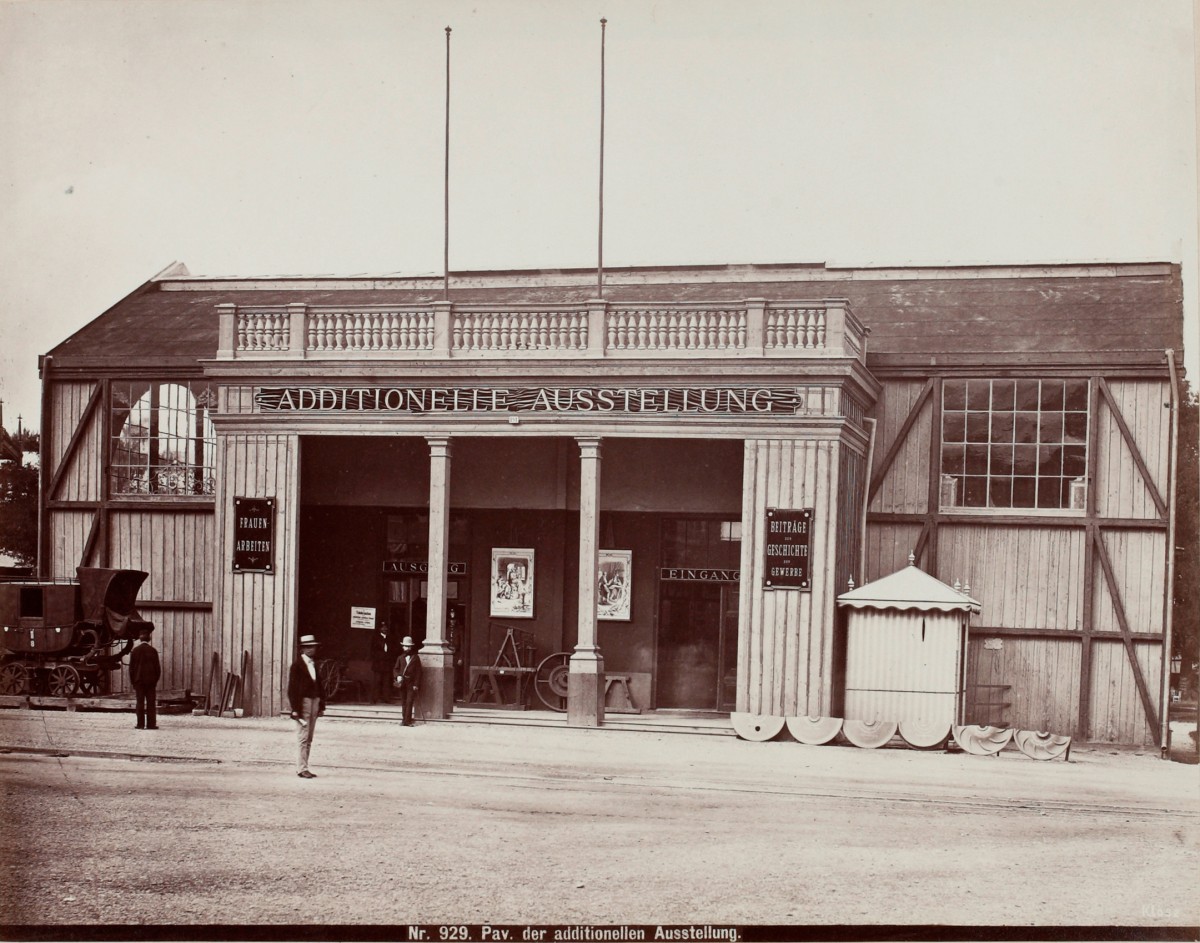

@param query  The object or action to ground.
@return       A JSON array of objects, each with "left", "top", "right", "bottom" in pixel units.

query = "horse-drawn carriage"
[{"left": 0, "top": 568, "right": 154, "bottom": 697}]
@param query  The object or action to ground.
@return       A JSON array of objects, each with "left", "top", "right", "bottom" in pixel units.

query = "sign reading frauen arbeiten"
[
  {"left": 763, "top": 507, "right": 812, "bottom": 590},
  {"left": 232, "top": 497, "right": 275, "bottom": 573},
  {"left": 254, "top": 386, "right": 812, "bottom": 414}
]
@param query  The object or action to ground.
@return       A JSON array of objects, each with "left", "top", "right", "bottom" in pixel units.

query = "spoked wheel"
[
  {"left": 0, "top": 663, "right": 29, "bottom": 695},
  {"left": 77, "top": 671, "right": 103, "bottom": 697},
  {"left": 533, "top": 652, "right": 571, "bottom": 712},
  {"left": 317, "top": 659, "right": 344, "bottom": 701},
  {"left": 47, "top": 664, "right": 82, "bottom": 698}
]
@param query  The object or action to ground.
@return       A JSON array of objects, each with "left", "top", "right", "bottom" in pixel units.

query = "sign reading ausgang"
[
  {"left": 763, "top": 507, "right": 812, "bottom": 590},
  {"left": 254, "top": 386, "right": 808, "bottom": 414},
  {"left": 232, "top": 497, "right": 274, "bottom": 573}
]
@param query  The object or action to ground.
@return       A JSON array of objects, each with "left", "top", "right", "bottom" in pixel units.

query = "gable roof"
[{"left": 43, "top": 261, "right": 1184, "bottom": 372}]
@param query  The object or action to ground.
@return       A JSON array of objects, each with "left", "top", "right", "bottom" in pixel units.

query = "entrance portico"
[{"left": 207, "top": 294, "right": 879, "bottom": 722}]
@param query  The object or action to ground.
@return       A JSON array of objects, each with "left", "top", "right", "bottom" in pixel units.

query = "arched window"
[{"left": 110, "top": 381, "right": 216, "bottom": 495}]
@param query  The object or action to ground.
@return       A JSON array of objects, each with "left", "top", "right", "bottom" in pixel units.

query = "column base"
[
  {"left": 417, "top": 648, "right": 455, "bottom": 720},
  {"left": 568, "top": 652, "right": 605, "bottom": 727}
]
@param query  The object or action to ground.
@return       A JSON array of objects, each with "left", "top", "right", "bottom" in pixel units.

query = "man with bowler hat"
[
  {"left": 129, "top": 624, "right": 161, "bottom": 730},
  {"left": 288, "top": 634, "right": 325, "bottom": 778},
  {"left": 393, "top": 636, "right": 423, "bottom": 726}
]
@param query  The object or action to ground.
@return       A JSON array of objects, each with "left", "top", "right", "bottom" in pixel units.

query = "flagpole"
[
  {"left": 597, "top": 17, "right": 606, "bottom": 299},
  {"left": 444, "top": 25, "right": 451, "bottom": 300}
]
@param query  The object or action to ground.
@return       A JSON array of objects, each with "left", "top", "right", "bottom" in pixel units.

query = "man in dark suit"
[
  {"left": 287, "top": 634, "right": 324, "bottom": 778},
  {"left": 129, "top": 625, "right": 161, "bottom": 730},
  {"left": 369, "top": 620, "right": 392, "bottom": 704},
  {"left": 393, "top": 636, "right": 423, "bottom": 726}
]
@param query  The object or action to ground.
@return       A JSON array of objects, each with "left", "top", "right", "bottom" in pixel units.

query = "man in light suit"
[
  {"left": 287, "top": 634, "right": 324, "bottom": 778},
  {"left": 393, "top": 636, "right": 423, "bottom": 726}
]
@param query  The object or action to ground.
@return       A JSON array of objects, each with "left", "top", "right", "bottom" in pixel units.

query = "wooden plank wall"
[
  {"left": 1095, "top": 381, "right": 1170, "bottom": 519},
  {"left": 737, "top": 438, "right": 846, "bottom": 718},
  {"left": 867, "top": 380, "right": 929, "bottom": 515},
  {"left": 108, "top": 510, "right": 216, "bottom": 697},
  {"left": 1089, "top": 640, "right": 1159, "bottom": 744},
  {"left": 47, "top": 510, "right": 93, "bottom": 579},
  {"left": 937, "top": 525, "right": 1085, "bottom": 630},
  {"left": 213, "top": 433, "right": 300, "bottom": 717},
  {"left": 865, "top": 375, "right": 1170, "bottom": 745},
  {"left": 48, "top": 381, "right": 102, "bottom": 503},
  {"left": 965, "top": 636, "right": 1080, "bottom": 732},
  {"left": 864, "top": 523, "right": 923, "bottom": 579}
]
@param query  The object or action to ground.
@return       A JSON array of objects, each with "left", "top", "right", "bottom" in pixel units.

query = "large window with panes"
[
  {"left": 940, "top": 378, "right": 1089, "bottom": 511},
  {"left": 109, "top": 381, "right": 217, "bottom": 496}
]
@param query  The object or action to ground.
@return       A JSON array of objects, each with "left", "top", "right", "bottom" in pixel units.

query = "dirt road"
[{"left": 1, "top": 712, "right": 1197, "bottom": 930}]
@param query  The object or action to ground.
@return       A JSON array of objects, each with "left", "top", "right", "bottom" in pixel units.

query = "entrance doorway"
[
  {"left": 384, "top": 574, "right": 469, "bottom": 699},
  {"left": 656, "top": 580, "right": 739, "bottom": 711}
]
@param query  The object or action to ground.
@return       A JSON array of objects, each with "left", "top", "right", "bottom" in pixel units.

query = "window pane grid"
[
  {"left": 110, "top": 381, "right": 217, "bottom": 496},
  {"left": 941, "top": 379, "right": 1088, "bottom": 511}
]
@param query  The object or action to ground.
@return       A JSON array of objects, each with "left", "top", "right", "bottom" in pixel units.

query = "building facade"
[{"left": 35, "top": 261, "right": 1184, "bottom": 745}]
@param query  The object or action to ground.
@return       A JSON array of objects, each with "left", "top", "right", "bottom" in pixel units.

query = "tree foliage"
[
  {"left": 1172, "top": 383, "right": 1199, "bottom": 697},
  {"left": 0, "top": 432, "right": 38, "bottom": 568}
]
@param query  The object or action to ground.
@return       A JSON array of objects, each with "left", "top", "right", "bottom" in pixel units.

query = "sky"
[{"left": 1, "top": 0, "right": 1197, "bottom": 434}]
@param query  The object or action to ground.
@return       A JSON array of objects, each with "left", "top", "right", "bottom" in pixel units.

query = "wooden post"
[
  {"left": 216, "top": 304, "right": 237, "bottom": 360},
  {"left": 432, "top": 302, "right": 453, "bottom": 358},
  {"left": 585, "top": 299, "right": 607, "bottom": 358},
  {"left": 744, "top": 299, "right": 766, "bottom": 355},
  {"left": 287, "top": 304, "right": 307, "bottom": 357},
  {"left": 422, "top": 437, "right": 454, "bottom": 719},
  {"left": 569, "top": 437, "right": 605, "bottom": 726}
]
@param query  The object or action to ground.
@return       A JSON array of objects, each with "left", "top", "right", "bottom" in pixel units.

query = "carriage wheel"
[
  {"left": 317, "top": 659, "right": 344, "bottom": 701},
  {"left": 47, "top": 664, "right": 82, "bottom": 698},
  {"left": 77, "top": 671, "right": 103, "bottom": 697},
  {"left": 0, "top": 663, "right": 29, "bottom": 695},
  {"left": 533, "top": 652, "right": 571, "bottom": 712}
]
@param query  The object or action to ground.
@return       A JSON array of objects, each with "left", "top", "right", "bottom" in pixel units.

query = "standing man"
[
  {"left": 129, "top": 625, "right": 160, "bottom": 730},
  {"left": 369, "top": 620, "right": 392, "bottom": 704},
  {"left": 288, "top": 634, "right": 324, "bottom": 778},
  {"left": 393, "top": 636, "right": 423, "bottom": 726}
]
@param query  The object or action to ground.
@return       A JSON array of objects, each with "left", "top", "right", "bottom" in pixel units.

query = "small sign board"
[
  {"left": 232, "top": 497, "right": 275, "bottom": 573},
  {"left": 764, "top": 507, "right": 813, "bottom": 590},
  {"left": 350, "top": 606, "right": 376, "bottom": 629}
]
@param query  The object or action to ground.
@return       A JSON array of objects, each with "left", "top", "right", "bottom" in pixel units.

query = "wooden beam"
[
  {"left": 867, "top": 378, "right": 933, "bottom": 503},
  {"left": 1076, "top": 377, "right": 1101, "bottom": 742},
  {"left": 923, "top": 377, "right": 943, "bottom": 574},
  {"left": 1097, "top": 378, "right": 1168, "bottom": 519},
  {"left": 46, "top": 382, "right": 103, "bottom": 502},
  {"left": 138, "top": 600, "right": 214, "bottom": 611},
  {"left": 868, "top": 511, "right": 1166, "bottom": 530},
  {"left": 1092, "top": 527, "right": 1161, "bottom": 743},
  {"left": 80, "top": 508, "right": 103, "bottom": 568},
  {"left": 971, "top": 624, "right": 1163, "bottom": 642}
]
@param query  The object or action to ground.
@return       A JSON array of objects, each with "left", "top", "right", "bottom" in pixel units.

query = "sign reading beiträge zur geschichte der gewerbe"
[
  {"left": 764, "top": 508, "right": 812, "bottom": 590},
  {"left": 232, "top": 497, "right": 274, "bottom": 573}
]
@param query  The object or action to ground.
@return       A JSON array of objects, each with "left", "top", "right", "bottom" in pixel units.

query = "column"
[
  {"left": 421, "top": 437, "right": 454, "bottom": 719},
  {"left": 569, "top": 437, "right": 605, "bottom": 726}
]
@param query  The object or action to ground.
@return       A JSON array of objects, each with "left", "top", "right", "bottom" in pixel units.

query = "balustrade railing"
[{"left": 216, "top": 298, "right": 867, "bottom": 363}]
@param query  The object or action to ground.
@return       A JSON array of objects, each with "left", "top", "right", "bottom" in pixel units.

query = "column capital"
[
  {"left": 576, "top": 436, "right": 603, "bottom": 457},
  {"left": 426, "top": 436, "right": 453, "bottom": 457}
]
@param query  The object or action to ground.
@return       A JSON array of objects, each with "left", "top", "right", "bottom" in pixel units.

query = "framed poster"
[
  {"left": 350, "top": 607, "right": 376, "bottom": 629},
  {"left": 597, "top": 550, "right": 632, "bottom": 621},
  {"left": 490, "top": 548, "right": 535, "bottom": 618}
]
